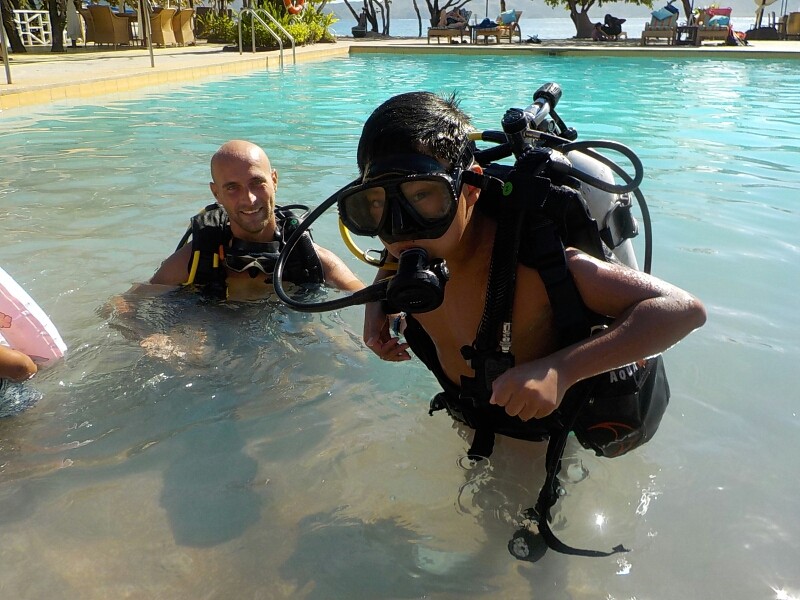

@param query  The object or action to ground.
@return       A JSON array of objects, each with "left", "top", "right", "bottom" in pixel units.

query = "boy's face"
[
  {"left": 339, "top": 152, "right": 481, "bottom": 255},
  {"left": 380, "top": 165, "right": 481, "bottom": 262}
]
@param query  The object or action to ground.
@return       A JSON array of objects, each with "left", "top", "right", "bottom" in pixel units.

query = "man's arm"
[
  {"left": 490, "top": 250, "right": 707, "bottom": 421},
  {"left": 315, "top": 245, "right": 365, "bottom": 292},
  {"left": 150, "top": 244, "right": 193, "bottom": 286}
]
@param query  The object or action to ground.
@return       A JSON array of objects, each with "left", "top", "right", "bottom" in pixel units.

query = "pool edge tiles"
[
  {"left": 349, "top": 42, "right": 800, "bottom": 61},
  {"left": 0, "top": 45, "right": 350, "bottom": 113}
]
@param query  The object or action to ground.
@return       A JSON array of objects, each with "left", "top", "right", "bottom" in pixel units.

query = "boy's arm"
[
  {"left": 0, "top": 345, "right": 38, "bottom": 382},
  {"left": 490, "top": 250, "right": 707, "bottom": 421}
]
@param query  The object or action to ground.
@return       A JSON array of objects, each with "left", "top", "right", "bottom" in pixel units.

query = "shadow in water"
[
  {"left": 160, "top": 419, "right": 261, "bottom": 547},
  {"left": 280, "top": 510, "right": 501, "bottom": 600}
]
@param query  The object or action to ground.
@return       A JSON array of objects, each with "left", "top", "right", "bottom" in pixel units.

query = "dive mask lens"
[
  {"left": 338, "top": 173, "right": 460, "bottom": 241},
  {"left": 338, "top": 183, "right": 388, "bottom": 236}
]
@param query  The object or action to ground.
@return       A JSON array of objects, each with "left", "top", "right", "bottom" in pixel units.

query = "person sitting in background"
[
  {"left": 601, "top": 14, "right": 626, "bottom": 37},
  {"left": 592, "top": 22, "right": 609, "bottom": 41},
  {"left": 438, "top": 7, "right": 467, "bottom": 27}
]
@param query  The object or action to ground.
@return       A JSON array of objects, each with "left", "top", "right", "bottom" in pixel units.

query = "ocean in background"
[
  {"left": 331, "top": 12, "right": 672, "bottom": 41},
  {"left": 330, "top": 16, "right": 655, "bottom": 39}
]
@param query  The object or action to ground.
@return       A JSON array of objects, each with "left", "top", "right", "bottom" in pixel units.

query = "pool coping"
[{"left": 2, "top": 37, "right": 800, "bottom": 113}]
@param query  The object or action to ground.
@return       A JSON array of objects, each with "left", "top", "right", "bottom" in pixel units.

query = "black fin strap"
[
  {"left": 534, "top": 381, "right": 629, "bottom": 557},
  {"left": 467, "top": 427, "right": 495, "bottom": 460}
]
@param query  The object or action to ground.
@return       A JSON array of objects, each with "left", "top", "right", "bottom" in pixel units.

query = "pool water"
[{"left": 1, "top": 54, "right": 799, "bottom": 599}]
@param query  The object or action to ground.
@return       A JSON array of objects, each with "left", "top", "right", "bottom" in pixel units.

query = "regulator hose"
[{"left": 273, "top": 184, "right": 391, "bottom": 312}]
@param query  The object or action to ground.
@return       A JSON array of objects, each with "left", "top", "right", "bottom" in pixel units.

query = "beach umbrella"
[{"left": 754, "top": 0, "right": 779, "bottom": 28}]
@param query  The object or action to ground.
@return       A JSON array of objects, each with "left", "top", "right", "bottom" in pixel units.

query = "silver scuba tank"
[{"left": 565, "top": 151, "right": 639, "bottom": 270}]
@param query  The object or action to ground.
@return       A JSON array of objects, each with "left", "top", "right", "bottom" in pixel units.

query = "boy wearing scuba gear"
[
  {"left": 151, "top": 140, "right": 364, "bottom": 299},
  {"left": 357, "top": 92, "right": 706, "bottom": 423}
]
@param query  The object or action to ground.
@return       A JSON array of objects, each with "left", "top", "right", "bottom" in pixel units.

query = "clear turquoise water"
[{"left": 1, "top": 54, "right": 799, "bottom": 599}]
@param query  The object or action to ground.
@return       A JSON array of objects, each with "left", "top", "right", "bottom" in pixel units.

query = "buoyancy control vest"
[
  {"left": 177, "top": 203, "right": 324, "bottom": 299},
  {"left": 403, "top": 156, "right": 670, "bottom": 558}
]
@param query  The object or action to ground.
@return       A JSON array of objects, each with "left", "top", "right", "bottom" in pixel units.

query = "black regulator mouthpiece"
[{"left": 386, "top": 248, "right": 450, "bottom": 314}]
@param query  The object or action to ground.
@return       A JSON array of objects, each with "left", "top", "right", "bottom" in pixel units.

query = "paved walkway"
[{"left": 3, "top": 36, "right": 800, "bottom": 112}]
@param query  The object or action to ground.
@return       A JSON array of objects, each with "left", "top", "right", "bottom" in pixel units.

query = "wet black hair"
[{"left": 356, "top": 91, "right": 473, "bottom": 177}]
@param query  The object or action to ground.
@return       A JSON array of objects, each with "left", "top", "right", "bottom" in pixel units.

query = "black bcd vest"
[{"left": 177, "top": 203, "right": 324, "bottom": 299}]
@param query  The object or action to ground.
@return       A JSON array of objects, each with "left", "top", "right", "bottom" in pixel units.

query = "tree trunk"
[
  {"left": 2, "top": 0, "right": 27, "bottom": 52},
  {"left": 425, "top": 0, "right": 440, "bottom": 28},
  {"left": 680, "top": 0, "right": 692, "bottom": 23},
  {"left": 568, "top": 1, "right": 593, "bottom": 38},
  {"left": 412, "top": 0, "right": 422, "bottom": 36},
  {"left": 365, "top": 0, "right": 378, "bottom": 32},
  {"left": 48, "top": 0, "right": 67, "bottom": 52}
]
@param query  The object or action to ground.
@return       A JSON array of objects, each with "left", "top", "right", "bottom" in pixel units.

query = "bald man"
[{"left": 151, "top": 140, "right": 363, "bottom": 300}]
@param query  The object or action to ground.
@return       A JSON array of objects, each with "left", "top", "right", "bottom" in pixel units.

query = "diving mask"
[
  {"left": 224, "top": 238, "right": 280, "bottom": 277},
  {"left": 337, "top": 154, "right": 469, "bottom": 244}
]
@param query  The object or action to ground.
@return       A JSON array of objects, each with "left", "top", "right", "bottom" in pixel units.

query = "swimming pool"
[{"left": 1, "top": 54, "right": 799, "bottom": 599}]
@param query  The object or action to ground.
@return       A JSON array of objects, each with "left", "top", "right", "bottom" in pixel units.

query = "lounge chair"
[
  {"left": 474, "top": 9, "right": 522, "bottom": 44},
  {"left": 427, "top": 8, "right": 471, "bottom": 44},
  {"left": 172, "top": 8, "right": 195, "bottom": 46},
  {"left": 695, "top": 7, "right": 732, "bottom": 44},
  {"left": 150, "top": 7, "right": 177, "bottom": 47},
  {"left": 788, "top": 12, "right": 800, "bottom": 39},
  {"left": 640, "top": 5, "right": 679, "bottom": 46},
  {"left": 496, "top": 10, "right": 523, "bottom": 43},
  {"left": 88, "top": 5, "right": 131, "bottom": 49},
  {"left": 78, "top": 7, "right": 97, "bottom": 46}
]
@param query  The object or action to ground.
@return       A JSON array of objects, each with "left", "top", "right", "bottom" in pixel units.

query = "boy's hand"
[
  {"left": 363, "top": 302, "right": 411, "bottom": 362},
  {"left": 489, "top": 359, "right": 564, "bottom": 421}
]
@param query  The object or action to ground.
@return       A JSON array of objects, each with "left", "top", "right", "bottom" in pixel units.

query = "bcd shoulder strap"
[
  {"left": 275, "top": 205, "right": 325, "bottom": 285},
  {"left": 180, "top": 203, "right": 230, "bottom": 298}
]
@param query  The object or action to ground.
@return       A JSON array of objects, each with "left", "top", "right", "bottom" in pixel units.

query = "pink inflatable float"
[{"left": 0, "top": 266, "right": 66, "bottom": 364}]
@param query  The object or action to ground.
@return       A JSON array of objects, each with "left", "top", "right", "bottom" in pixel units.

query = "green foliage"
[
  {"left": 196, "top": 11, "right": 238, "bottom": 41},
  {"left": 197, "top": 1, "right": 337, "bottom": 47},
  {"left": 541, "top": 0, "right": 654, "bottom": 12}
]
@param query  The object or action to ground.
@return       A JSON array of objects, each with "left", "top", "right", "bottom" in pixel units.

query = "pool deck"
[{"left": 2, "top": 36, "right": 800, "bottom": 112}]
